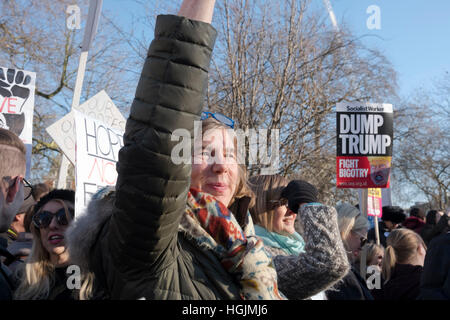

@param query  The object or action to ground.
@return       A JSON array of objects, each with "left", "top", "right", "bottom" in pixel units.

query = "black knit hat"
[
  {"left": 33, "top": 189, "right": 75, "bottom": 214},
  {"left": 281, "top": 180, "right": 318, "bottom": 213},
  {"left": 381, "top": 206, "right": 406, "bottom": 224}
]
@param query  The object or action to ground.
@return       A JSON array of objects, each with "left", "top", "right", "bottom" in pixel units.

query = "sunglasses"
[
  {"left": 201, "top": 111, "right": 235, "bottom": 129},
  {"left": 268, "top": 198, "right": 288, "bottom": 209},
  {"left": 352, "top": 230, "right": 368, "bottom": 248},
  {"left": 32, "top": 207, "right": 73, "bottom": 229}
]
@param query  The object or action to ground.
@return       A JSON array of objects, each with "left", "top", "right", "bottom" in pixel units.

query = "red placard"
[{"left": 336, "top": 156, "right": 391, "bottom": 188}]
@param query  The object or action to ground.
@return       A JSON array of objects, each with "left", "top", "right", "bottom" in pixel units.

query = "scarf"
[
  {"left": 254, "top": 225, "right": 305, "bottom": 256},
  {"left": 178, "top": 188, "right": 286, "bottom": 300}
]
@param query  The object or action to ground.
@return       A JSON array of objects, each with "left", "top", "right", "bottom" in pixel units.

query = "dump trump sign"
[{"left": 336, "top": 102, "right": 393, "bottom": 188}]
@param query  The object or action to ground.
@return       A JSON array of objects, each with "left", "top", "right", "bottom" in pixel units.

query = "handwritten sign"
[
  {"left": 0, "top": 67, "right": 36, "bottom": 177},
  {"left": 46, "top": 90, "right": 125, "bottom": 164},
  {"left": 74, "top": 110, "right": 123, "bottom": 217}
]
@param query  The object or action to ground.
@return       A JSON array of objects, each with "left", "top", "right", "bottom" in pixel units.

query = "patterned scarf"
[
  {"left": 178, "top": 188, "right": 286, "bottom": 300},
  {"left": 254, "top": 225, "right": 305, "bottom": 256}
]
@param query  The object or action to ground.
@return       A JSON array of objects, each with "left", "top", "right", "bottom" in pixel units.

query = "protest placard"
[
  {"left": 0, "top": 67, "right": 36, "bottom": 177},
  {"left": 336, "top": 102, "right": 393, "bottom": 188},
  {"left": 73, "top": 110, "right": 123, "bottom": 217},
  {"left": 46, "top": 90, "right": 126, "bottom": 164},
  {"left": 367, "top": 188, "right": 382, "bottom": 217}
]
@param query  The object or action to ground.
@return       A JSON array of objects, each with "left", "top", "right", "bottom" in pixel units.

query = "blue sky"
[
  {"left": 100, "top": 0, "right": 449, "bottom": 207},
  {"left": 322, "top": 0, "right": 450, "bottom": 97},
  {"left": 102, "top": 0, "right": 450, "bottom": 97}
]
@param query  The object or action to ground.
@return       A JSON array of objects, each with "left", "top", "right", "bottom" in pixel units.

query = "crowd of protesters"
[{"left": 1, "top": 0, "right": 449, "bottom": 301}]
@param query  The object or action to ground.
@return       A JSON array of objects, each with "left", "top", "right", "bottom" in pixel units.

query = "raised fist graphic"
[{"left": 0, "top": 68, "right": 32, "bottom": 113}]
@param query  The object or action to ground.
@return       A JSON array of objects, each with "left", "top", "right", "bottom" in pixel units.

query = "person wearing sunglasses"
[
  {"left": 325, "top": 202, "right": 374, "bottom": 300},
  {"left": 0, "top": 128, "right": 27, "bottom": 301},
  {"left": 14, "top": 189, "right": 78, "bottom": 300},
  {"left": 358, "top": 242, "right": 385, "bottom": 282},
  {"left": 248, "top": 176, "right": 349, "bottom": 300},
  {"left": 2, "top": 179, "right": 34, "bottom": 246}
]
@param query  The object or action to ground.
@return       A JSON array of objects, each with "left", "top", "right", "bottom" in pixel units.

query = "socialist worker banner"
[{"left": 336, "top": 102, "right": 393, "bottom": 188}]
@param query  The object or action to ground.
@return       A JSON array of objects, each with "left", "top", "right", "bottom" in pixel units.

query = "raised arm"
[
  {"left": 274, "top": 204, "right": 350, "bottom": 299},
  {"left": 178, "top": 0, "right": 216, "bottom": 23},
  {"left": 108, "top": 0, "right": 217, "bottom": 274},
  {"left": 273, "top": 180, "right": 350, "bottom": 299}
]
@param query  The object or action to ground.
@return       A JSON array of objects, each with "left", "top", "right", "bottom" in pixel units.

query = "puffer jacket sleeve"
[
  {"left": 273, "top": 204, "right": 350, "bottom": 299},
  {"left": 107, "top": 15, "right": 217, "bottom": 275}
]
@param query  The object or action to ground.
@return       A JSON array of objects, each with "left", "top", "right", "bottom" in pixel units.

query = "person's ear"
[
  {"left": 6, "top": 176, "right": 22, "bottom": 204},
  {"left": 417, "top": 245, "right": 426, "bottom": 256}
]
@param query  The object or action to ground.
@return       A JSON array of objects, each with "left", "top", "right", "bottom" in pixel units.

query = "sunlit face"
[
  {"left": 273, "top": 206, "right": 297, "bottom": 235},
  {"left": 39, "top": 201, "right": 71, "bottom": 257},
  {"left": 369, "top": 250, "right": 384, "bottom": 268},
  {"left": 384, "top": 220, "right": 397, "bottom": 231},
  {"left": 191, "top": 128, "right": 239, "bottom": 207}
]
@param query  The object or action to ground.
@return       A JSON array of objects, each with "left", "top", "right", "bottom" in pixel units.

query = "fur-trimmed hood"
[{"left": 66, "top": 190, "right": 116, "bottom": 272}]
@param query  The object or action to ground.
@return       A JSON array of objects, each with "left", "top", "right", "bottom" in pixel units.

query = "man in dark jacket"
[
  {"left": 0, "top": 128, "right": 27, "bottom": 300},
  {"left": 368, "top": 206, "right": 406, "bottom": 247},
  {"left": 420, "top": 210, "right": 449, "bottom": 245}
]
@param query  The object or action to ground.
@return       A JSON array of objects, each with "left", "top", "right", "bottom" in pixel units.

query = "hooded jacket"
[
  {"left": 403, "top": 216, "right": 426, "bottom": 234},
  {"left": 66, "top": 14, "right": 247, "bottom": 300}
]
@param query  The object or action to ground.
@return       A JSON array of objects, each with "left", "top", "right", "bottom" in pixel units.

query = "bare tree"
[
  {"left": 206, "top": 0, "right": 397, "bottom": 204},
  {"left": 0, "top": 0, "right": 138, "bottom": 184},
  {"left": 393, "top": 75, "right": 450, "bottom": 210}
]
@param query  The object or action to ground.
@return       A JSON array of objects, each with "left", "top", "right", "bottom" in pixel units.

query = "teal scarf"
[{"left": 254, "top": 225, "right": 305, "bottom": 256}]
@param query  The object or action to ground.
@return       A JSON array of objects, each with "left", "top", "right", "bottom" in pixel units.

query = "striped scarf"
[{"left": 179, "top": 188, "right": 286, "bottom": 300}]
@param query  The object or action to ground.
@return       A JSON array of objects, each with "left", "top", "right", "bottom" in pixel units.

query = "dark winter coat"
[
  {"left": 372, "top": 264, "right": 423, "bottom": 300},
  {"left": 420, "top": 214, "right": 449, "bottom": 246},
  {"left": 0, "top": 238, "right": 13, "bottom": 300},
  {"left": 325, "top": 266, "right": 374, "bottom": 300},
  {"left": 67, "top": 15, "right": 246, "bottom": 300},
  {"left": 418, "top": 232, "right": 450, "bottom": 299}
]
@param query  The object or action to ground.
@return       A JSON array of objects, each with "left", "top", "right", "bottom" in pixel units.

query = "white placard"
[
  {"left": 0, "top": 67, "right": 36, "bottom": 177},
  {"left": 73, "top": 109, "right": 123, "bottom": 217},
  {"left": 46, "top": 90, "right": 126, "bottom": 164}
]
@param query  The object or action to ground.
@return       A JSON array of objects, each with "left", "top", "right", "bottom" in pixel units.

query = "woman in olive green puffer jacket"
[{"left": 67, "top": 4, "right": 282, "bottom": 300}]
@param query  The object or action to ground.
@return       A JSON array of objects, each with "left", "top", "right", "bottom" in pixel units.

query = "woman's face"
[
  {"left": 347, "top": 229, "right": 367, "bottom": 259},
  {"left": 273, "top": 206, "right": 297, "bottom": 235},
  {"left": 39, "top": 200, "right": 71, "bottom": 257},
  {"left": 369, "top": 250, "right": 384, "bottom": 268},
  {"left": 191, "top": 128, "right": 239, "bottom": 207}
]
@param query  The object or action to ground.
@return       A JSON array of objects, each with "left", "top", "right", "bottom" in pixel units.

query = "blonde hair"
[
  {"left": 335, "top": 202, "right": 369, "bottom": 249},
  {"left": 199, "top": 117, "right": 255, "bottom": 209},
  {"left": 13, "top": 199, "right": 92, "bottom": 300},
  {"left": 367, "top": 156, "right": 391, "bottom": 166},
  {"left": 382, "top": 228, "right": 426, "bottom": 284},
  {"left": 248, "top": 175, "right": 289, "bottom": 232},
  {"left": 359, "top": 242, "right": 384, "bottom": 279}
]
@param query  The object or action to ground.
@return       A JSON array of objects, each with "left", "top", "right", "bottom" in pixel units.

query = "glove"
[{"left": 281, "top": 180, "right": 318, "bottom": 213}]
